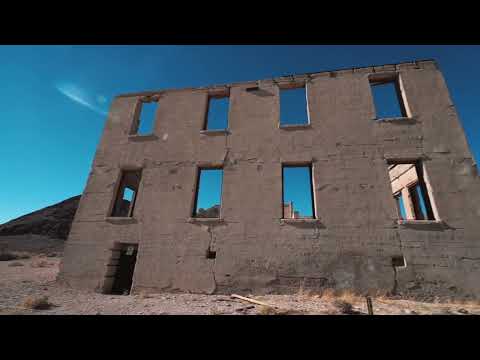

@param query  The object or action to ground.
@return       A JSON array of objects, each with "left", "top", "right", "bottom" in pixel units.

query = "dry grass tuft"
[
  {"left": 23, "top": 296, "right": 53, "bottom": 310},
  {"left": 316, "top": 288, "right": 364, "bottom": 304},
  {"left": 444, "top": 297, "right": 480, "bottom": 307}
]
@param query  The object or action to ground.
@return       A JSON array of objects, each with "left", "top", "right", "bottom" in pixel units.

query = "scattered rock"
[
  {"left": 213, "top": 298, "right": 235, "bottom": 302},
  {"left": 0, "top": 253, "right": 18, "bottom": 261},
  {"left": 0, "top": 195, "right": 80, "bottom": 240},
  {"left": 457, "top": 308, "right": 469, "bottom": 314},
  {"left": 8, "top": 261, "right": 24, "bottom": 267},
  {"left": 235, "top": 305, "right": 255, "bottom": 312}
]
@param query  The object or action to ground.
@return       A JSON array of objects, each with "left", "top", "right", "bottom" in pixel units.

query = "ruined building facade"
[{"left": 58, "top": 60, "right": 480, "bottom": 298}]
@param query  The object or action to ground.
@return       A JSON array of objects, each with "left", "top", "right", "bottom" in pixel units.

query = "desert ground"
[{"left": 1, "top": 235, "right": 479, "bottom": 315}]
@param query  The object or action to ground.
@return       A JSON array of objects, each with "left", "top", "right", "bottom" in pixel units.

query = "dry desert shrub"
[
  {"left": 333, "top": 300, "right": 358, "bottom": 314},
  {"left": 31, "top": 260, "right": 52, "bottom": 268},
  {"left": 258, "top": 305, "right": 278, "bottom": 315},
  {"left": 258, "top": 305, "right": 306, "bottom": 315},
  {"left": 23, "top": 296, "right": 53, "bottom": 310},
  {"left": 317, "top": 288, "right": 365, "bottom": 304}
]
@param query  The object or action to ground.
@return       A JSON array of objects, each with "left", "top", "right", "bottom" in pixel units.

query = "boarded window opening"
[
  {"left": 388, "top": 161, "right": 435, "bottom": 221},
  {"left": 280, "top": 86, "right": 309, "bottom": 126},
  {"left": 282, "top": 165, "right": 315, "bottom": 219},
  {"left": 133, "top": 101, "right": 157, "bottom": 135},
  {"left": 193, "top": 168, "right": 223, "bottom": 218},
  {"left": 204, "top": 96, "right": 229, "bottom": 130},
  {"left": 111, "top": 170, "right": 142, "bottom": 217},
  {"left": 370, "top": 77, "right": 406, "bottom": 119}
]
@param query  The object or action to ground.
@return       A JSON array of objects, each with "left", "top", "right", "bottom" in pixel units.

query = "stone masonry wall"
[{"left": 57, "top": 60, "right": 480, "bottom": 299}]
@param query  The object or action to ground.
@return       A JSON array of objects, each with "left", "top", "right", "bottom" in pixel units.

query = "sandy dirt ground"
[{"left": 1, "top": 251, "right": 480, "bottom": 315}]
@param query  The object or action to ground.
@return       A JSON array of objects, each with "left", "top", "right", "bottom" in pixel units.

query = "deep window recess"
[
  {"left": 132, "top": 100, "right": 157, "bottom": 135},
  {"left": 111, "top": 170, "right": 142, "bottom": 217},
  {"left": 370, "top": 76, "right": 406, "bottom": 119},
  {"left": 388, "top": 162, "right": 435, "bottom": 221},
  {"left": 408, "top": 183, "right": 429, "bottom": 220},
  {"left": 279, "top": 86, "right": 309, "bottom": 126},
  {"left": 394, "top": 192, "right": 407, "bottom": 220},
  {"left": 282, "top": 165, "right": 315, "bottom": 219},
  {"left": 204, "top": 96, "right": 229, "bottom": 130},
  {"left": 193, "top": 168, "right": 223, "bottom": 218}
]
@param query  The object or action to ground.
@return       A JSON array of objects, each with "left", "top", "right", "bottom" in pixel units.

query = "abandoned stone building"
[{"left": 58, "top": 59, "right": 480, "bottom": 298}]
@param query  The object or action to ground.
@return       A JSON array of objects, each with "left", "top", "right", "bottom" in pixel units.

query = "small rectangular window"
[
  {"left": 204, "top": 96, "right": 229, "bottom": 130},
  {"left": 280, "top": 86, "right": 309, "bottom": 126},
  {"left": 392, "top": 256, "right": 406, "bottom": 268},
  {"left": 132, "top": 101, "right": 157, "bottom": 135},
  {"left": 388, "top": 162, "right": 435, "bottom": 221},
  {"left": 370, "top": 76, "right": 406, "bottom": 119},
  {"left": 193, "top": 168, "right": 223, "bottom": 218},
  {"left": 282, "top": 165, "right": 315, "bottom": 219},
  {"left": 111, "top": 170, "right": 142, "bottom": 217}
]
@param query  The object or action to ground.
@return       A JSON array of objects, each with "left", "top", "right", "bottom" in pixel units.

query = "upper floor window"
[
  {"left": 131, "top": 100, "right": 158, "bottom": 135},
  {"left": 279, "top": 85, "right": 309, "bottom": 127},
  {"left": 204, "top": 96, "right": 229, "bottom": 131},
  {"left": 370, "top": 74, "right": 409, "bottom": 119}
]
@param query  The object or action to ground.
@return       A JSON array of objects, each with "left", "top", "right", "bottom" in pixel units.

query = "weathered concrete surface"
[{"left": 57, "top": 59, "right": 480, "bottom": 299}]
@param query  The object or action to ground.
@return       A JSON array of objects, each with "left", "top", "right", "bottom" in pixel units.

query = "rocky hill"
[
  {"left": 0, "top": 195, "right": 81, "bottom": 240},
  {"left": 196, "top": 205, "right": 220, "bottom": 218},
  {"left": 0, "top": 198, "right": 221, "bottom": 241}
]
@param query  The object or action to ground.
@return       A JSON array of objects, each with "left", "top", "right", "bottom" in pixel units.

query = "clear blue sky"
[{"left": 1, "top": 45, "right": 479, "bottom": 224}]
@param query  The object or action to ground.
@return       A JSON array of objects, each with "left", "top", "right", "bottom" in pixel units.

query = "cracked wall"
[{"left": 57, "top": 60, "right": 480, "bottom": 299}]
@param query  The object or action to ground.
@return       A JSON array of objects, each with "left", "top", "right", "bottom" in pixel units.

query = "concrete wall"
[{"left": 58, "top": 60, "right": 480, "bottom": 299}]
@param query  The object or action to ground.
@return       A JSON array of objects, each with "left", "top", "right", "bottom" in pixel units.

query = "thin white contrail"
[{"left": 56, "top": 83, "right": 108, "bottom": 116}]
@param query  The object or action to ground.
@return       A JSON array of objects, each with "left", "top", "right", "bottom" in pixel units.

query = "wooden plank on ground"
[{"left": 231, "top": 294, "right": 278, "bottom": 308}]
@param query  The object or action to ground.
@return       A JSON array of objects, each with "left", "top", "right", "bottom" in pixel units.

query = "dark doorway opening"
[{"left": 110, "top": 244, "right": 138, "bottom": 295}]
